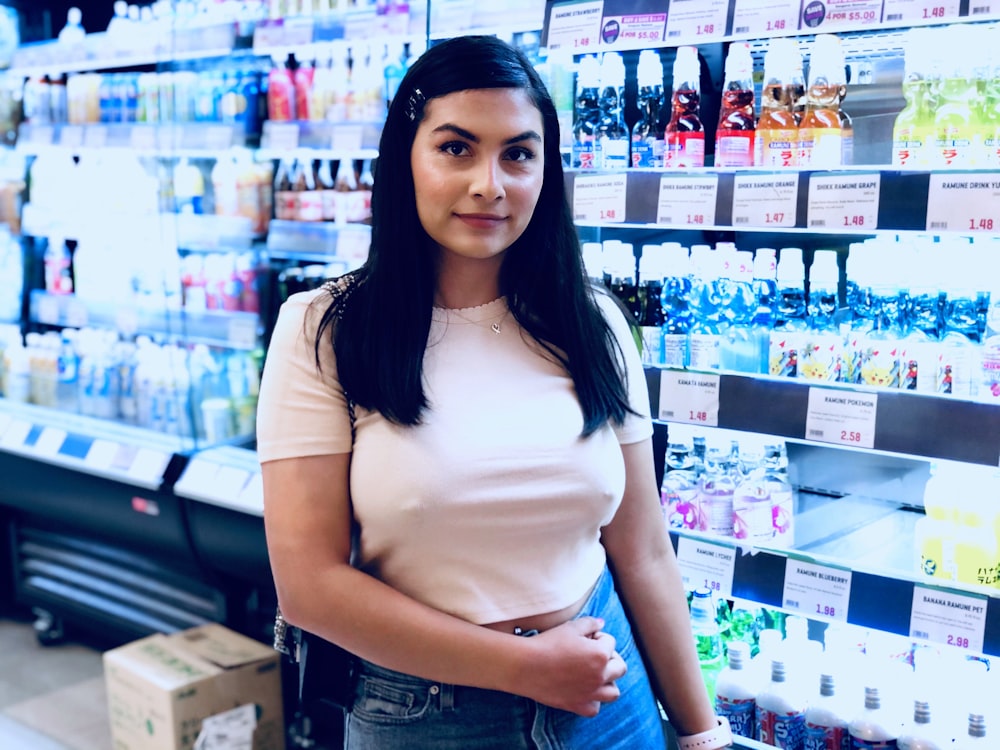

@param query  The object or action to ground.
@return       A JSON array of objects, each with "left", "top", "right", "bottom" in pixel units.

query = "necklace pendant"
[{"left": 491, "top": 322, "right": 501, "bottom": 335}]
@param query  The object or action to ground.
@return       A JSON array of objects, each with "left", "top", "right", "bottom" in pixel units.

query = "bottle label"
[
  {"left": 732, "top": 490, "right": 772, "bottom": 542},
  {"left": 757, "top": 707, "right": 806, "bottom": 749},
  {"left": 769, "top": 331, "right": 801, "bottom": 377},
  {"left": 663, "top": 333, "right": 688, "bottom": 368},
  {"left": 849, "top": 738, "right": 897, "bottom": 749},
  {"left": 599, "top": 137, "right": 629, "bottom": 169},
  {"left": 688, "top": 333, "right": 720, "bottom": 370},
  {"left": 573, "top": 137, "right": 595, "bottom": 169},
  {"left": 759, "top": 128, "right": 798, "bottom": 167},
  {"left": 632, "top": 137, "right": 664, "bottom": 168},
  {"left": 805, "top": 722, "right": 850, "bottom": 750},
  {"left": 799, "top": 332, "right": 843, "bottom": 382},
  {"left": 697, "top": 490, "right": 734, "bottom": 535},
  {"left": 799, "top": 128, "right": 842, "bottom": 168},
  {"left": 661, "top": 479, "right": 699, "bottom": 530},
  {"left": 981, "top": 341, "right": 1000, "bottom": 399},
  {"left": 938, "top": 343, "right": 977, "bottom": 397},
  {"left": 665, "top": 131, "right": 705, "bottom": 168},
  {"left": 716, "top": 695, "right": 755, "bottom": 738},
  {"left": 641, "top": 326, "right": 664, "bottom": 365},
  {"left": 858, "top": 338, "right": 900, "bottom": 388},
  {"left": 938, "top": 126, "right": 978, "bottom": 169},
  {"left": 899, "top": 340, "right": 939, "bottom": 394},
  {"left": 715, "top": 130, "right": 754, "bottom": 167}
]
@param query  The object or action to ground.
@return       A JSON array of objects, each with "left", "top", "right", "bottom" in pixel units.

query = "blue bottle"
[
  {"left": 572, "top": 55, "right": 601, "bottom": 169},
  {"left": 769, "top": 248, "right": 807, "bottom": 377},
  {"left": 800, "top": 250, "right": 843, "bottom": 382},
  {"left": 719, "top": 250, "right": 760, "bottom": 373},
  {"left": 661, "top": 243, "right": 693, "bottom": 369}
]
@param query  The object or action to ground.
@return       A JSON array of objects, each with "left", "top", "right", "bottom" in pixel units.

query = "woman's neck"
[{"left": 434, "top": 254, "right": 504, "bottom": 309}]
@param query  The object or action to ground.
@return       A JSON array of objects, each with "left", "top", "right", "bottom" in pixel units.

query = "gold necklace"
[{"left": 439, "top": 301, "right": 508, "bottom": 335}]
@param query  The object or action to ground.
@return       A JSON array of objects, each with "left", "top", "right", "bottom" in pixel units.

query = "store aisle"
[{"left": 0, "top": 616, "right": 110, "bottom": 750}]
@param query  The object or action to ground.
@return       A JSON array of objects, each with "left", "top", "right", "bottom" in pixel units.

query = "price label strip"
[
  {"left": 227, "top": 315, "right": 259, "bottom": 349},
  {"left": 599, "top": 10, "right": 667, "bottom": 49},
  {"left": 545, "top": 0, "right": 604, "bottom": 51},
  {"left": 35, "top": 427, "right": 67, "bottom": 458},
  {"left": 331, "top": 123, "right": 365, "bottom": 153},
  {"left": 59, "top": 125, "right": 85, "bottom": 148},
  {"left": 807, "top": 172, "right": 880, "bottom": 230},
  {"left": 665, "top": 0, "right": 729, "bottom": 40},
  {"left": 967, "top": 2, "right": 1000, "bottom": 18},
  {"left": 800, "top": 0, "right": 883, "bottom": 30},
  {"left": 731, "top": 173, "right": 798, "bottom": 228},
  {"left": 881, "top": 0, "right": 960, "bottom": 24},
  {"left": 658, "top": 370, "right": 720, "bottom": 427},
  {"left": 573, "top": 173, "right": 627, "bottom": 223},
  {"left": 910, "top": 585, "right": 987, "bottom": 654},
  {"left": 656, "top": 175, "right": 718, "bottom": 227},
  {"left": 261, "top": 122, "right": 300, "bottom": 152},
  {"left": 925, "top": 174, "right": 1000, "bottom": 232},
  {"left": 805, "top": 387, "right": 877, "bottom": 449},
  {"left": 676, "top": 537, "right": 736, "bottom": 598},
  {"left": 731, "top": 0, "right": 800, "bottom": 36},
  {"left": 782, "top": 557, "right": 852, "bottom": 622}
]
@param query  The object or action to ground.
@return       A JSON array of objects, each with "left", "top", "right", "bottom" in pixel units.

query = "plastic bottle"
[
  {"left": 173, "top": 158, "right": 205, "bottom": 215},
  {"left": 769, "top": 248, "right": 807, "bottom": 377},
  {"left": 901, "top": 243, "right": 943, "bottom": 394},
  {"left": 665, "top": 46, "right": 705, "bottom": 168},
  {"left": 715, "top": 640, "right": 756, "bottom": 740},
  {"left": 661, "top": 428, "right": 700, "bottom": 530},
  {"left": 934, "top": 25, "right": 981, "bottom": 169},
  {"left": 848, "top": 686, "right": 901, "bottom": 749},
  {"left": 757, "top": 38, "right": 800, "bottom": 168},
  {"left": 58, "top": 7, "right": 87, "bottom": 47},
  {"left": 799, "top": 35, "right": 844, "bottom": 168},
  {"left": 800, "top": 250, "right": 843, "bottom": 382},
  {"left": 715, "top": 42, "right": 755, "bottom": 168},
  {"left": 719, "top": 250, "right": 759, "bottom": 373},
  {"left": 756, "top": 658, "right": 808, "bottom": 749},
  {"left": 638, "top": 247, "right": 666, "bottom": 365},
  {"left": 857, "top": 246, "right": 905, "bottom": 390},
  {"left": 751, "top": 248, "right": 778, "bottom": 373},
  {"left": 572, "top": 55, "right": 601, "bottom": 169},
  {"left": 764, "top": 442, "right": 795, "bottom": 546},
  {"left": 936, "top": 241, "right": 980, "bottom": 397},
  {"left": 594, "top": 52, "right": 628, "bottom": 169},
  {"left": 892, "top": 29, "right": 935, "bottom": 169},
  {"left": 698, "top": 442, "right": 735, "bottom": 536},
  {"left": 914, "top": 463, "right": 958, "bottom": 581},
  {"left": 55, "top": 329, "right": 79, "bottom": 414},
  {"left": 632, "top": 50, "right": 665, "bottom": 168},
  {"left": 267, "top": 55, "right": 297, "bottom": 122},
  {"left": 660, "top": 243, "right": 692, "bottom": 369},
  {"left": 688, "top": 249, "right": 722, "bottom": 371},
  {"left": 44, "top": 237, "right": 74, "bottom": 295},
  {"left": 897, "top": 700, "right": 948, "bottom": 750},
  {"left": 804, "top": 672, "right": 851, "bottom": 750},
  {"left": 954, "top": 713, "right": 987, "bottom": 748},
  {"left": 689, "top": 587, "right": 725, "bottom": 704},
  {"left": 732, "top": 439, "right": 772, "bottom": 544}
]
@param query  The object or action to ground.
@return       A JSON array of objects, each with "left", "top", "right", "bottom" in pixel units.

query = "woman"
[{"left": 258, "top": 35, "right": 732, "bottom": 750}]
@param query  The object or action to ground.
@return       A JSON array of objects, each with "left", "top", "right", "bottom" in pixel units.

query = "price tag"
[
  {"left": 656, "top": 175, "right": 718, "bottom": 226},
  {"left": 59, "top": 125, "right": 85, "bottom": 148},
  {"left": 343, "top": 7, "right": 376, "bottom": 39},
  {"left": 782, "top": 558, "right": 851, "bottom": 622},
  {"left": 881, "top": 0, "right": 959, "bottom": 24},
  {"left": 731, "top": 173, "right": 798, "bottom": 228},
  {"left": 665, "top": 0, "right": 729, "bottom": 40},
  {"left": 1, "top": 419, "right": 32, "bottom": 449},
  {"left": 27, "top": 125, "right": 54, "bottom": 146},
  {"left": 572, "top": 173, "right": 627, "bottom": 223},
  {"left": 545, "top": 0, "right": 604, "bottom": 51},
  {"left": 204, "top": 125, "right": 235, "bottom": 150},
  {"left": 35, "top": 427, "right": 67, "bottom": 457},
  {"left": 800, "top": 0, "right": 884, "bottom": 30},
  {"left": 65, "top": 298, "right": 89, "bottom": 328},
  {"left": 807, "top": 173, "right": 880, "bottom": 230},
  {"left": 130, "top": 126, "right": 157, "bottom": 151},
  {"left": 805, "top": 387, "right": 877, "bottom": 449},
  {"left": 599, "top": 11, "right": 667, "bottom": 49},
  {"left": 214, "top": 466, "right": 251, "bottom": 500},
  {"left": 127, "top": 447, "right": 171, "bottom": 485},
  {"left": 910, "top": 586, "right": 987, "bottom": 654},
  {"left": 731, "top": 0, "right": 800, "bottom": 36},
  {"left": 84, "top": 125, "right": 108, "bottom": 148},
  {"left": 676, "top": 537, "right": 736, "bottom": 598},
  {"left": 658, "top": 370, "right": 720, "bottom": 426},
  {"left": 84, "top": 438, "right": 118, "bottom": 471},
  {"left": 252, "top": 18, "right": 286, "bottom": 50},
  {"left": 261, "top": 122, "right": 300, "bottom": 152},
  {"left": 336, "top": 228, "right": 372, "bottom": 264},
  {"left": 925, "top": 174, "right": 1000, "bottom": 232},
  {"left": 36, "top": 294, "right": 61, "bottom": 326},
  {"left": 331, "top": 123, "right": 364, "bottom": 153},
  {"left": 238, "top": 472, "right": 264, "bottom": 513},
  {"left": 177, "top": 458, "right": 221, "bottom": 497},
  {"left": 227, "top": 315, "right": 259, "bottom": 349},
  {"left": 283, "top": 17, "right": 315, "bottom": 46}
]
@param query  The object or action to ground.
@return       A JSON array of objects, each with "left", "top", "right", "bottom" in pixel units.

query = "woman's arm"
[
  {"left": 263, "top": 452, "right": 624, "bottom": 717},
  {"left": 600, "top": 437, "right": 720, "bottom": 737}
]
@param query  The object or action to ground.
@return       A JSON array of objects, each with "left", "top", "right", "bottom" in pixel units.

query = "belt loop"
[{"left": 439, "top": 682, "right": 454, "bottom": 711}]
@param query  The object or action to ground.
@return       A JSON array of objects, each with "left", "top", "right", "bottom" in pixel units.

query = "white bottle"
[
  {"left": 848, "top": 686, "right": 901, "bottom": 749},
  {"left": 715, "top": 640, "right": 756, "bottom": 740},
  {"left": 954, "top": 712, "right": 987, "bottom": 748},
  {"left": 57, "top": 7, "right": 86, "bottom": 47},
  {"left": 804, "top": 673, "right": 851, "bottom": 750},
  {"left": 897, "top": 700, "right": 948, "bottom": 750},
  {"left": 756, "top": 658, "right": 807, "bottom": 750}
]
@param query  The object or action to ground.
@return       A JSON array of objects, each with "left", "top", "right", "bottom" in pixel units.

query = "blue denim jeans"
[{"left": 344, "top": 566, "right": 666, "bottom": 749}]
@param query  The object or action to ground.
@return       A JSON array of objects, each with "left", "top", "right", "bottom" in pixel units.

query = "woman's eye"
[
  {"left": 439, "top": 142, "right": 469, "bottom": 156},
  {"left": 506, "top": 147, "right": 535, "bottom": 162}
]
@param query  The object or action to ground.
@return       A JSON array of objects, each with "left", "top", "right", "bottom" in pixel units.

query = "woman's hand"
[{"left": 518, "top": 616, "right": 627, "bottom": 717}]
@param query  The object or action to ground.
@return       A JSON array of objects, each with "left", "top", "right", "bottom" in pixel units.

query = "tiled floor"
[{"left": 0, "top": 616, "right": 110, "bottom": 749}]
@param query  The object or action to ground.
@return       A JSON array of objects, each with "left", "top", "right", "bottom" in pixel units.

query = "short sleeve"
[
  {"left": 256, "top": 288, "right": 353, "bottom": 462},
  {"left": 594, "top": 292, "right": 654, "bottom": 445}
]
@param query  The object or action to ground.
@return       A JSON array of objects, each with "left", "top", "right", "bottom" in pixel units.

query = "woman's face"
[{"left": 410, "top": 88, "right": 545, "bottom": 266}]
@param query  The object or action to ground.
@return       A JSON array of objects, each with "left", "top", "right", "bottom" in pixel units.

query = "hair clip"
[{"left": 405, "top": 88, "right": 425, "bottom": 122}]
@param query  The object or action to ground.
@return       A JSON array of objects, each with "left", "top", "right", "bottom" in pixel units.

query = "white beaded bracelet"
[{"left": 676, "top": 716, "right": 733, "bottom": 750}]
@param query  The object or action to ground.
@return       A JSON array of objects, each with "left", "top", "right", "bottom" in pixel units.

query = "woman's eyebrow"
[{"left": 431, "top": 123, "right": 542, "bottom": 145}]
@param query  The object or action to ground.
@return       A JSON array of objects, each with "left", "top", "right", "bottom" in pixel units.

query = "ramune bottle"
[
  {"left": 719, "top": 250, "right": 760, "bottom": 373},
  {"left": 715, "top": 42, "right": 755, "bottom": 168},
  {"left": 689, "top": 587, "right": 725, "bottom": 704},
  {"left": 572, "top": 55, "right": 600, "bottom": 169},
  {"left": 757, "top": 658, "right": 808, "bottom": 750},
  {"left": 769, "top": 248, "right": 807, "bottom": 377},
  {"left": 799, "top": 35, "right": 844, "bottom": 168},
  {"left": 594, "top": 52, "right": 628, "bottom": 169},
  {"left": 715, "top": 640, "right": 756, "bottom": 740},
  {"left": 805, "top": 672, "right": 852, "bottom": 750},
  {"left": 638, "top": 246, "right": 666, "bottom": 365},
  {"left": 892, "top": 29, "right": 935, "bottom": 168},
  {"left": 848, "top": 686, "right": 901, "bottom": 749},
  {"left": 632, "top": 50, "right": 665, "bottom": 168},
  {"left": 757, "top": 38, "right": 800, "bottom": 167},
  {"left": 933, "top": 25, "right": 981, "bottom": 169},
  {"left": 661, "top": 243, "right": 692, "bottom": 369},
  {"left": 665, "top": 45, "right": 705, "bottom": 168},
  {"left": 800, "top": 250, "right": 843, "bottom": 383}
]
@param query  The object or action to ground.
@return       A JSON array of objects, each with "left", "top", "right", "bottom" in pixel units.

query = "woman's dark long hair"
[{"left": 317, "top": 35, "right": 633, "bottom": 437}]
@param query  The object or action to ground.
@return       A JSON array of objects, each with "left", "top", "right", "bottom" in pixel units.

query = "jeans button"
[{"left": 429, "top": 685, "right": 440, "bottom": 695}]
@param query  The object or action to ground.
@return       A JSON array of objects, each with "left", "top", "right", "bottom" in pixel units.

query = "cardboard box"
[{"left": 103, "top": 623, "right": 285, "bottom": 750}]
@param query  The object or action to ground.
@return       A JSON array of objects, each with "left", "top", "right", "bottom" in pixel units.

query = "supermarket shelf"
[
  {"left": 567, "top": 168, "right": 1000, "bottom": 236},
  {"left": 0, "top": 399, "right": 186, "bottom": 490},
  {"left": 29, "top": 291, "right": 261, "bottom": 351},
  {"left": 648, "top": 367, "right": 1000, "bottom": 467},
  {"left": 173, "top": 445, "right": 262, "bottom": 515},
  {"left": 266, "top": 219, "right": 370, "bottom": 263}
]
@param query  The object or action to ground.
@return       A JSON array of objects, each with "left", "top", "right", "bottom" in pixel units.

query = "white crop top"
[{"left": 257, "top": 287, "right": 653, "bottom": 624}]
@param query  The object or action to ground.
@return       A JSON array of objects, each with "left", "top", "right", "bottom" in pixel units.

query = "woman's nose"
[{"left": 470, "top": 158, "right": 505, "bottom": 201}]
